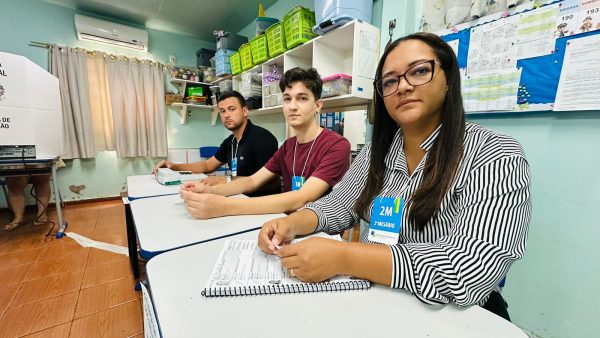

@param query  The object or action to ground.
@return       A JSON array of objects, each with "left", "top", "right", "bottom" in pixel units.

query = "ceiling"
[{"left": 41, "top": 0, "right": 278, "bottom": 41}]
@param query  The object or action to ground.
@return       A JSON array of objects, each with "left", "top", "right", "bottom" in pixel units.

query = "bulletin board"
[{"left": 437, "top": 0, "right": 600, "bottom": 113}]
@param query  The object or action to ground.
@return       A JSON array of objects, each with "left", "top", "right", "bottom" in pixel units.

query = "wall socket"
[{"left": 169, "top": 55, "right": 176, "bottom": 64}]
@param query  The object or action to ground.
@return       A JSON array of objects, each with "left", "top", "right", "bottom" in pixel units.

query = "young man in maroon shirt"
[{"left": 180, "top": 67, "right": 351, "bottom": 218}]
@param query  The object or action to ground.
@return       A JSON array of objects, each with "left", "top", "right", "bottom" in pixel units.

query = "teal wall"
[
  {"left": 0, "top": 0, "right": 244, "bottom": 204},
  {"left": 379, "top": 1, "right": 600, "bottom": 337}
]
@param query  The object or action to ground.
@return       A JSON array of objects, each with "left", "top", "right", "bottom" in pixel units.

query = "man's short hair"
[
  {"left": 217, "top": 90, "right": 246, "bottom": 107},
  {"left": 279, "top": 67, "right": 323, "bottom": 100}
]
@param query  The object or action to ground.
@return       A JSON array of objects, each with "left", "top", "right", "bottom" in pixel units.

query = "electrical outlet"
[{"left": 169, "top": 55, "right": 176, "bottom": 64}]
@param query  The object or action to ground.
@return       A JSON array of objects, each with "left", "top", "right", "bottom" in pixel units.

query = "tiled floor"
[{"left": 0, "top": 200, "right": 143, "bottom": 337}]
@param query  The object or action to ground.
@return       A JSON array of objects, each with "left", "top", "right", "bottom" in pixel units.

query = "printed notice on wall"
[
  {"left": 463, "top": 69, "right": 522, "bottom": 112},
  {"left": 578, "top": 0, "right": 600, "bottom": 34},
  {"left": 516, "top": 3, "right": 560, "bottom": 59},
  {"left": 554, "top": 33, "right": 600, "bottom": 111},
  {"left": 467, "top": 16, "right": 519, "bottom": 76},
  {"left": 555, "top": 0, "right": 581, "bottom": 38}
]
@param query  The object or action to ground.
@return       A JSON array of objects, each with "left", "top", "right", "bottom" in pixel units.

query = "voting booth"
[{"left": 0, "top": 51, "right": 63, "bottom": 158}]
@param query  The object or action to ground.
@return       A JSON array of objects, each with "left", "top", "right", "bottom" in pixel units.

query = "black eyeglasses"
[{"left": 374, "top": 60, "right": 438, "bottom": 97}]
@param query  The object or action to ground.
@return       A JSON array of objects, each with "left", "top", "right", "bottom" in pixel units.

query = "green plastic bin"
[
  {"left": 230, "top": 52, "right": 242, "bottom": 75},
  {"left": 283, "top": 6, "right": 317, "bottom": 49},
  {"left": 265, "top": 22, "right": 287, "bottom": 57},
  {"left": 239, "top": 43, "right": 254, "bottom": 71},
  {"left": 250, "top": 34, "right": 269, "bottom": 64}
]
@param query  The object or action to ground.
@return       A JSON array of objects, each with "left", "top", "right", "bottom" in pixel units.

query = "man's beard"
[{"left": 225, "top": 121, "right": 242, "bottom": 132}]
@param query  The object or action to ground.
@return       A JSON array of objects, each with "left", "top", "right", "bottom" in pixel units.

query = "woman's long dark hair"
[{"left": 354, "top": 32, "right": 465, "bottom": 231}]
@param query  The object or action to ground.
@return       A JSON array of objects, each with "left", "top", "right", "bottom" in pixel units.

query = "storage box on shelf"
[
  {"left": 321, "top": 74, "right": 352, "bottom": 98},
  {"left": 215, "top": 49, "right": 235, "bottom": 77},
  {"left": 262, "top": 61, "right": 283, "bottom": 108},
  {"left": 229, "top": 52, "right": 242, "bottom": 75},
  {"left": 169, "top": 66, "right": 203, "bottom": 82},
  {"left": 250, "top": 34, "right": 270, "bottom": 64},
  {"left": 256, "top": 17, "right": 279, "bottom": 35},
  {"left": 239, "top": 43, "right": 254, "bottom": 71},
  {"left": 283, "top": 6, "right": 317, "bottom": 49},
  {"left": 228, "top": 20, "right": 379, "bottom": 119},
  {"left": 168, "top": 76, "right": 213, "bottom": 124},
  {"left": 196, "top": 48, "right": 215, "bottom": 68},
  {"left": 265, "top": 22, "right": 287, "bottom": 57}
]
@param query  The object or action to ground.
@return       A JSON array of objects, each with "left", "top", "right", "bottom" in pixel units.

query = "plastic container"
[
  {"left": 215, "top": 49, "right": 235, "bottom": 76},
  {"left": 321, "top": 74, "right": 352, "bottom": 97},
  {"left": 196, "top": 48, "right": 215, "bottom": 67},
  {"left": 230, "top": 52, "right": 242, "bottom": 75},
  {"left": 256, "top": 17, "right": 279, "bottom": 35},
  {"left": 283, "top": 6, "right": 317, "bottom": 49},
  {"left": 246, "top": 96, "right": 263, "bottom": 110},
  {"left": 250, "top": 34, "right": 269, "bottom": 64},
  {"left": 314, "top": 0, "right": 373, "bottom": 25},
  {"left": 219, "top": 79, "right": 233, "bottom": 93},
  {"left": 214, "top": 31, "right": 249, "bottom": 51},
  {"left": 239, "top": 43, "right": 254, "bottom": 71},
  {"left": 169, "top": 66, "right": 202, "bottom": 82},
  {"left": 265, "top": 22, "right": 287, "bottom": 57}
]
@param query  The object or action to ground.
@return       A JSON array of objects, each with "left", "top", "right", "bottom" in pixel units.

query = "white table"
[
  {"left": 130, "top": 194, "right": 285, "bottom": 259},
  {"left": 127, "top": 174, "right": 207, "bottom": 201},
  {"left": 125, "top": 174, "right": 208, "bottom": 278},
  {"left": 0, "top": 157, "right": 66, "bottom": 238},
  {"left": 146, "top": 230, "right": 528, "bottom": 338}
]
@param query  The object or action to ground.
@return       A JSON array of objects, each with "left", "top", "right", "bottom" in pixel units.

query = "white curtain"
[
  {"left": 50, "top": 45, "right": 95, "bottom": 159},
  {"left": 87, "top": 53, "right": 115, "bottom": 151},
  {"left": 106, "top": 58, "right": 167, "bottom": 157}
]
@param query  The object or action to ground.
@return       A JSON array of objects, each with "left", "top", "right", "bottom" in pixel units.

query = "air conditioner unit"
[{"left": 74, "top": 14, "right": 148, "bottom": 51}]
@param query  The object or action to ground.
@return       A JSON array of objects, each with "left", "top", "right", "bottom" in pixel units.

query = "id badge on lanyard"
[
  {"left": 368, "top": 196, "right": 404, "bottom": 245},
  {"left": 291, "top": 175, "right": 305, "bottom": 191},
  {"left": 231, "top": 158, "right": 238, "bottom": 177}
]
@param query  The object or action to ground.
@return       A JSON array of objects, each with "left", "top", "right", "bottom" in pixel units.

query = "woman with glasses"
[{"left": 257, "top": 33, "right": 531, "bottom": 321}]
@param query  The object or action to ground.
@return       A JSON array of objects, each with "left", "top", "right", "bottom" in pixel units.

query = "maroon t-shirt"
[{"left": 264, "top": 128, "right": 351, "bottom": 192}]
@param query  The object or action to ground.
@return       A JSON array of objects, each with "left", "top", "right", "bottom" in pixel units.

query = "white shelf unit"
[
  {"left": 168, "top": 78, "right": 214, "bottom": 124},
  {"left": 232, "top": 19, "right": 380, "bottom": 118}
]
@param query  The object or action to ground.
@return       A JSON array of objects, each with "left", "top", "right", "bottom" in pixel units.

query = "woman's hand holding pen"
[
  {"left": 258, "top": 217, "right": 296, "bottom": 254},
  {"left": 180, "top": 190, "right": 227, "bottom": 219},
  {"left": 278, "top": 237, "right": 346, "bottom": 283}
]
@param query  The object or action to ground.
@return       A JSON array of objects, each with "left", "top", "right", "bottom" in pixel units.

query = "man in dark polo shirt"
[{"left": 152, "top": 91, "right": 278, "bottom": 195}]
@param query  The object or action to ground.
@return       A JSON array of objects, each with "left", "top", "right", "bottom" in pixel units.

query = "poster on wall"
[
  {"left": 515, "top": 3, "right": 560, "bottom": 60},
  {"left": 578, "top": 0, "right": 600, "bottom": 33},
  {"left": 554, "top": 33, "right": 600, "bottom": 111},
  {"left": 555, "top": 0, "right": 581, "bottom": 37}
]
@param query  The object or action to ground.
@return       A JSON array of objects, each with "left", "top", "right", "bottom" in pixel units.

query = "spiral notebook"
[{"left": 201, "top": 235, "right": 371, "bottom": 297}]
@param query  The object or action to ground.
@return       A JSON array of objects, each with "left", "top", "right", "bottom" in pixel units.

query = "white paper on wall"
[
  {"left": 554, "top": 33, "right": 600, "bottom": 111},
  {"left": 515, "top": 3, "right": 560, "bottom": 59},
  {"left": 462, "top": 69, "right": 522, "bottom": 112},
  {"left": 578, "top": 0, "right": 600, "bottom": 34},
  {"left": 467, "top": 16, "right": 519, "bottom": 76},
  {"left": 555, "top": 0, "right": 582, "bottom": 38}
]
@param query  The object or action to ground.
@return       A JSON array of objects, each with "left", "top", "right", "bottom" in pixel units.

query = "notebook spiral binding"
[{"left": 201, "top": 280, "right": 371, "bottom": 297}]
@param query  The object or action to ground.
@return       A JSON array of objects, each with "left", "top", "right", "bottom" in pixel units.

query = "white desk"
[
  {"left": 146, "top": 230, "right": 528, "bottom": 338},
  {"left": 125, "top": 174, "right": 208, "bottom": 278},
  {"left": 126, "top": 174, "right": 207, "bottom": 201},
  {"left": 0, "top": 157, "right": 66, "bottom": 238},
  {"left": 130, "top": 194, "right": 285, "bottom": 259}
]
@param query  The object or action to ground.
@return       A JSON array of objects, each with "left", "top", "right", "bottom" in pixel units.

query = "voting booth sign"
[{"left": 0, "top": 52, "right": 63, "bottom": 158}]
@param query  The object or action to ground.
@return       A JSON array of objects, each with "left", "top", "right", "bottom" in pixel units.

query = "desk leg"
[
  {"left": 52, "top": 163, "right": 66, "bottom": 238},
  {"left": 124, "top": 202, "right": 140, "bottom": 280}
]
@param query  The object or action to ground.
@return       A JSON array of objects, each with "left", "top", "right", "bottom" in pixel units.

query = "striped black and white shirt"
[{"left": 305, "top": 122, "right": 531, "bottom": 307}]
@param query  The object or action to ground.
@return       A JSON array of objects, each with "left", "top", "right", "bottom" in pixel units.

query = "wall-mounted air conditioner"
[{"left": 74, "top": 14, "right": 148, "bottom": 51}]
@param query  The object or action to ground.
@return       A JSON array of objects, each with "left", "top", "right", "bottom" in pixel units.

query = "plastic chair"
[
  {"left": 199, "top": 146, "right": 219, "bottom": 159},
  {"left": 199, "top": 146, "right": 228, "bottom": 173}
]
